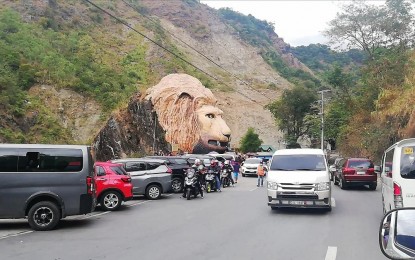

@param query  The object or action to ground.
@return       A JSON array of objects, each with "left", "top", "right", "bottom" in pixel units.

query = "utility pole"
[{"left": 317, "top": 90, "right": 331, "bottom": 151}]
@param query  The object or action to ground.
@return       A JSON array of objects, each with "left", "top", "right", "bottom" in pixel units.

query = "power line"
[
  {"left": 120, "top": 0, "right": 272, "bottom": 101},
  {"left": 83, "top": 0, "right": 266, "bottom": 106}
]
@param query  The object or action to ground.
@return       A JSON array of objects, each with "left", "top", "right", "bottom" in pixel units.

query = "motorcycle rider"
[
  {"left": 183, "top": 159, "right": 204, "bottom": 198},
  {"left": 207, "top": 159, "right": 221, "bottom": 192},
  {"left": 222, "top": 160, "right": 235, "bottom": 186}
]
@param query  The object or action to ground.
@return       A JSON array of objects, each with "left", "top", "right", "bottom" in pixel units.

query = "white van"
[
  {"left": 267, "top": 149, "right": 332, "bottom": 211},
  {"left": 381, "top": 138, "right": 415, "bottom": 213}
]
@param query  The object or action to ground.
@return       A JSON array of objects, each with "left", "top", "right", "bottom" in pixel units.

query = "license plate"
[
  {"left": 357, "top": 171, "right": 365, "bottom": 175},
  {"left": 290, "top": 201, "right": 304, "bottom": 205}
]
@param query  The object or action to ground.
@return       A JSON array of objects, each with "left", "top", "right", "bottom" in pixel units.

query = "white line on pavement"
[
  {"left": 126, "top": 201, "right": 149, "bottom": 207},
  {"left": 80, "top": 211, "right": 110, "bottom": 219},
  {"left": 249, "top": 187, "right": 259, "bottom": 192},
  {"left": 325, "top": 246, "right": 337, "bottom": 260},
  {"left": 331, "top": 198, "right": 336, "bottom": 207},
  {"left": 0, "top": 230, "right": 33, "bottom": 240}
]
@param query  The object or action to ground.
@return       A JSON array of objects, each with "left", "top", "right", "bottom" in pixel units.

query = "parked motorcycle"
[
  {"left": 184, "top": 169, "right": 201, "bottom": 200},
  {"left": 221, "top": 169, "right": 232, "bottom": 188},
  {"left": 205, "top": 170, "right": 217, "bottom": 193}
]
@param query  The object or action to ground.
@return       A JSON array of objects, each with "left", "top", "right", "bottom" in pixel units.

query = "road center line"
[
  {"left": 0, "top": 230, "right": 33, "bottom": 240},
  {"left": 325, "top": 246, "right": 337, "bottom": 260}
]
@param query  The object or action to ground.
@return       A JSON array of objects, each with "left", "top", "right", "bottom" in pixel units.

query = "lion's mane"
[{"left": 145, "top": 74, "right": 218, "bottom": 152}]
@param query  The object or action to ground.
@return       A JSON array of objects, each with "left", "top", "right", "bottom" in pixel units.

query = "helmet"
[
  {"left": 224, "top": 160, "right": 230, "bottom": 165},
  {"left": 194, "top": 159, "right": 201, "bottom": 165}
]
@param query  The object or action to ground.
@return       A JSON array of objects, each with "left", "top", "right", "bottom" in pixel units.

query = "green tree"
[
  {"left": 266, "top": 86, "right": 317, "bottom": 142},
  {"left": 239, "top": 127, "right": 262, "bottom": 153}
]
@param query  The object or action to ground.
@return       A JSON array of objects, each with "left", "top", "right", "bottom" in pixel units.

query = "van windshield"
[
  {"left": 400, "top": 146, "right": 415, "bottom": 179},
  {"left": 270, "top": 154, "right": 326, "bottom": 171}
]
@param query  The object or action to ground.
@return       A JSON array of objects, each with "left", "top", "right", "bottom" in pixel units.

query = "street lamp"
[{"left": 317, "top": 90, "right": 331, "bottom": 151}]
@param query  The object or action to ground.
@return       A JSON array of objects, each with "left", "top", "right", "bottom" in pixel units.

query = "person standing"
[
  {"left": 257, "top": 163, "right": 265, "bottom": 187},
  {"left": 232, "top": 160, "right": 240, "bottom": 184}
]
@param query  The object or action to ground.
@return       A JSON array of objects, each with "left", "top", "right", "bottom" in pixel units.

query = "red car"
[
  {"left": 94, "top": 162, "right": 133, "bottom": 211},
  {"left": 333, "top": 158, "right": 377, "bottom": 190}
]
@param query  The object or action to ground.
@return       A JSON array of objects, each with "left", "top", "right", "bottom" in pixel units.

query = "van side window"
[
  {"left": 147, "top": 163, "right": 161, "bottom": 170},
  {"left": 383, "top": 149, "right": 394, "bottom": 178},
  {"left": 96, "top": 166, "right": 106, "bottom": 176},
  {"left": 17, "top": 149, "right": 83, "bottom": 172},
  {"left": 400, "top": 146, "right": 415, "bottom": 179},
  {"left": 0, "top": 149, "right": 19, "bottom": 172}
]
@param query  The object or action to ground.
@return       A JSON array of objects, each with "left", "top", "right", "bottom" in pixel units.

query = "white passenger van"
[
  {"left": 381, "top": 138, "right": 415, "bottom": 213},
  {"left": 267, "top": 149, "right": 332, "bottom": 211}
]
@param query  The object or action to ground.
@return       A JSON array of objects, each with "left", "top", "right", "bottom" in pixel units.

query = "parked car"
[
  {"left": 267, "top": 149, "right": 332, "bottom": 211},
  {"left": 333, "top": 158, "right": 377, "bottom": 190},
  {"left": 111, "top": 158, "right": 172, "bottom": 200},
  {"left": 0, "top": 144, "right": 96, "bottom": 231},
  {"left": 328, "top": 157, "right": 343, "bottom": 181},
  {"left": 241, "top": 158, "right": 262, "bottom": 177},
  {"left": 182, "top": 154, "right": 214, "bottom": 166},
  {"left": 94, "top": 162, "right": 133, "bottom": 211},
  {"left": 145, "top": 156, "right": 190, "bottom": 193},
  {"left": 381, "top": 138, "right": 415, "bottom": 213}
]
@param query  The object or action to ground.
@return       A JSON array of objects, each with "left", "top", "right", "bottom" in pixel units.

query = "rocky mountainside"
[{"left": 0, "top": 0, "right": 316, "bottom": 151}]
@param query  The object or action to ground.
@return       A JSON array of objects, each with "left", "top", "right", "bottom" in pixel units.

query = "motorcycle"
[
  {"left": 184, "top": 169, "right": 201, "bottom": 200},
  {"left": 221, "top": 169, "right": 232, "bottom": 188},
  {"left": 205, "top": 170, "right": 217, "bottom": 193}
]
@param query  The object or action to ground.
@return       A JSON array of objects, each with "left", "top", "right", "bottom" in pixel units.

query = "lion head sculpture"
[{"left": 145, "top": 74, "right": 231, "bottom": 154}]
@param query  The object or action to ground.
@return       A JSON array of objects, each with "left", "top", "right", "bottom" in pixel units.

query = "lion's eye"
[{"left": 206, "top": 114, "right": 215, "bottom": 119}]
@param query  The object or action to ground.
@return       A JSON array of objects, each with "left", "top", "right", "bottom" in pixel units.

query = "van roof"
[{"left": 272, "top": 148, "right": 324, "bottom": 156}]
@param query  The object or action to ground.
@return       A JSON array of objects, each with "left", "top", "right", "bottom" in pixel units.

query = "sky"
[{"left": 201, "top": 1, "right": 385, "bottom": 47}]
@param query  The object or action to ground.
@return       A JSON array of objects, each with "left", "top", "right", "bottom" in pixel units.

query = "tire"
[
  {"left": 171, "top": 178, "right": 183, "bottom": 193},
  {"left": 339, "top": 178, "right": 347, "bottom": 190},
  {"left": 369, "top": 182, "right": 377, "bottom": 191},
  {"left": 27, "top": 201, "right": 61, "bottom": 231},
  {"left": 146, "top": 184, "right": 162, "bottom": 200},
  {"left": 100, "top": 190, "right": 122, "bottom": 211},
  {"left": 333, "top": 175, "right": 339, "bottom": 185},
  {"left": 186, "top": 189, "right": 191, "bottom": 200},
  {"left": 271, "top": 207, "right": 278, "bottom": 211}
]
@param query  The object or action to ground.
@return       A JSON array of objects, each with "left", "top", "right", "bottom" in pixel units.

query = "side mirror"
[
  {"left": 374, "top": 165, "right": 381, "bottom": 173},
  {"left": 379, "top": 208, "right": 415, "bottom": 259},
  {"left": 329, "top": 165, "right": 336, "bottom": 172}
]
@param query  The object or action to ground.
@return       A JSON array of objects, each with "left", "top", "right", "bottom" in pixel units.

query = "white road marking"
[
  {"left": 249, "top": 187, "right": 259, "bottom": 192},
  {"left": 126, "top": 201, "right": 149, "bottom": 207},
  {"left": 331, "top": 198, "right": 336, "bottom": 207},
  {"left": 80, "top": 211, "right": 110, "bottom": 219},
  {"left": 0, "top": 230, "right": 33, "bottom": 240},
  {"left": 325, "top": 246, "right": 337, "bottom": 260}
]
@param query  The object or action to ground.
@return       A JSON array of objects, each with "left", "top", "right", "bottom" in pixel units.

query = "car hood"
[
  {"left": 243, "top": 164, "right": 260, "bottom": 168},
  {"left": 268, "top": 170, "right": 329, "bottom": 183}
]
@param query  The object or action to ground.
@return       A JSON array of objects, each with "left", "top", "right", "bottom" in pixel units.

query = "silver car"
[{"left": 111, "top": 158, "right": 172, "bottom": 200}]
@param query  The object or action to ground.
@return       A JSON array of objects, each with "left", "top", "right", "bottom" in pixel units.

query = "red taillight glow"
[
  {"left": 86, "top": 176, "right": 94, "bottom": 194},
  {"left": 343, "top": 168, "right": 355, "bottom": 175},
  {"left": 366, "top": 168, "right": 375, "bottom": 174},
  {"left": 394, "top": 182, "right": 402, "bottom": 196},
  {"left": 121, "top": 177, "right": 131, "bottom": 183}
]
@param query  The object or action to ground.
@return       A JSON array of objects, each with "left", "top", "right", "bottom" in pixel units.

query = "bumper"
[
  {"left": 267, "top": 189, "right": 331, "bottom": 208},
  {"left": 243, "top": 170, "right": 257, "bottom": 175},
  {"left": 343, "top": 175, "right": 377, "bottom": 185}
]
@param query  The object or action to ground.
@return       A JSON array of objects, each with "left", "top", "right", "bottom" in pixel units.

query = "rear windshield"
[
  {"left": 270, "top": 154, "right": 326, "bottom": 171},
  {"left": 110, "top": 166, "right": 127, "bottom": 175},
  {"left": 348, "top": 160, "right": 373, "bottom": 169},
  {"left": 400, "top": 146, "right": 415, "bottom": 179},
  {"left": 245, "top": 158, "right": 261, "bottom": 164},
  {"left": 171, "top": 158, "right": 188, "bottom": 165}
]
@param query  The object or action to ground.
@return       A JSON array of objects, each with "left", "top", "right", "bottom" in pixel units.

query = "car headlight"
[
  {"left": 267, "top": 181, "right": 278, "bottom": 190},
  {"left": 315, "top": 182, "right": 330, "bottom": 191}
]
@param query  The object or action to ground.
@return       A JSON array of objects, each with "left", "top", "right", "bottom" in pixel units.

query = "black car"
[{"left": 145, "top": 156, "right": 190, "bottom": 193}]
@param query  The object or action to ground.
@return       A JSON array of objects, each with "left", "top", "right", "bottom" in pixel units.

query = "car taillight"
[
  {"left": 86, "top": 176, "right": 94, "bottom": 194},
  {"left": 394, "top": 182, "right": 403, "bottom": 208},
  {"left": 366, "top": 168, "right": 375, "bottom": 174},
  {"left": 343, "top": 168, "right": 355, "bottom": 175},
  {"left": 121, "top": 177, "right": 131, "bottom": 183},
  {"left": 167, "top": 167, "right": 172, "bottom": 174}
]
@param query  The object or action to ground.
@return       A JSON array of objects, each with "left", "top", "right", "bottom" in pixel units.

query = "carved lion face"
[{"left": 146, "top": 74, "right": 231, "bottom": 154}]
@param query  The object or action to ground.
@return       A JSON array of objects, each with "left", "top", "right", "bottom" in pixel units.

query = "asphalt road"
[{"left": 0, "top": 176, "right": 386, "bottom": 260}]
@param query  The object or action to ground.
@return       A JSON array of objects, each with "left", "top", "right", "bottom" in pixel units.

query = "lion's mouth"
[{"left": 208, "top": 140, "right": 229, "bottom": 147}]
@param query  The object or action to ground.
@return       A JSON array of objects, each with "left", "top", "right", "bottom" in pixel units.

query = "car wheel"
[
  {"left": 339, "top": 178, "right": 347, "bottom": 190},
  {"left": 28, "top": 201, "right": 61, "bottom": 231},
  {"left": 333, "top": 176, "right": 338, "bottom": 185},
  {"left": 146, "top": 184, "right": 162, "bottom": 200},
  {"left": 171, "top": 178, "right": 183, "bottom": 193},
  {"left": 369, "top": 182, "right": 377, "bottom": 191},
  {"left": 186, "top": 189, "right": 191, "bottom": 200},
  {"left": 101, "top": 191, "right": 122, "bottom": 211}
]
